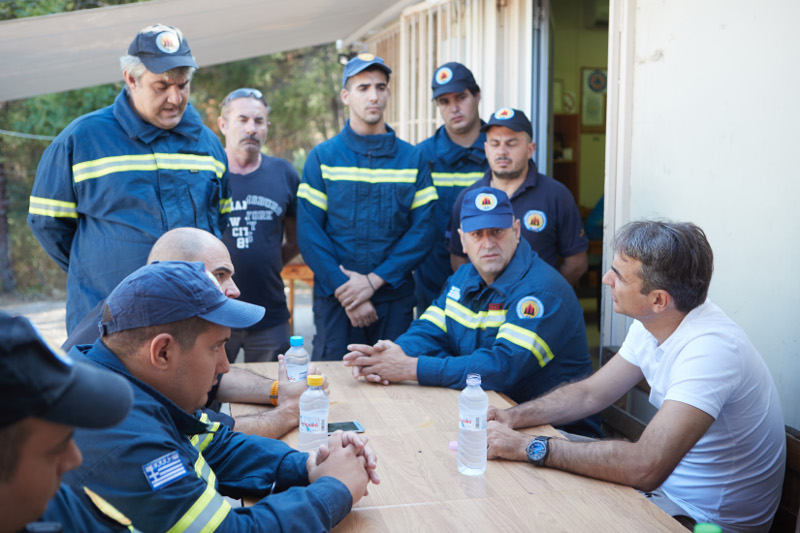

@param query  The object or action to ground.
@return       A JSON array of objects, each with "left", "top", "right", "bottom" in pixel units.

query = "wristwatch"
[{"left": 526, "top": 436, "right": 551, "bottom": 466}]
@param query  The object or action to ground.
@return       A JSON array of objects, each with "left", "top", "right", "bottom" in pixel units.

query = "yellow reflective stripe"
[
  {"left": 72, "top": 153, "right": 226, "bottom": 183},
  {"left": 432, "top": 171, "right": 484, "bottom": 188},
  {"left": 444, "top": 298, "right": 506, "bottom": 330},
  {"left": 420, "top": 305, "right": 447, "bottom": 332},
  {"left": 496, "top": 323, "right": 554, "bottom": 367},
  {"left": 29, "top": 196, "right": 78, "bottom": 218},
  {"left": 219, "top": 197, "right": 232, "bottom": 215},
  {"left": 411, "top": 185, "right": 438, "bottom": 209},
  {"left": 190, "top": 414, "right": 220, "bottom": 453},
  {"left": 320, "top": 164, "right": 417, "bottom": 184},
  {"left": 297, "top": 183, "right": 328, "bottom": 211},
  {"left": 166, "top": 454, "right": 230, "bottom": 533}
]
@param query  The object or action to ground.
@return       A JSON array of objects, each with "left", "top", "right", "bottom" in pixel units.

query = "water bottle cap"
[
  {"left": 693, "top": 524, "right": 722, "bottom": 533},
  {"left": 290, "top": 336, "right": 303, "bottom": 347},
  {"left": 306, "top": 375, "right": 323, "bottom": 386},
  {"left": 466, "top": 373, "right": 481, "bottom": 386}
]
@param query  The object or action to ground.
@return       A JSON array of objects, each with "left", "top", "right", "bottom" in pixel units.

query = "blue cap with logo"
[
  {"left": 480, "top": 107, "right": 532, "bottom": 138},
  {"left": 342, "top": 52, "right": 392, "bottom": 88},
  {"left": 0, "top": 312, "right": 133, "bottom": 429},
  {"left": 460, "top": 186, "right": 514, "bottom": 233},
  {"left": 100, "top": 261, "right": 265, "bottom": 336},
  {"left": 431, "top": 62, "right": 478, "bottom": 99},
  {"left": 127, "top": 24, "right": 198, "bottom": 74}
]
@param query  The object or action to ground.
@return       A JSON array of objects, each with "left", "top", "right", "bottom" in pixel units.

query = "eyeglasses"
[{"left": 220, "top": 88, "right": 268, "bottom": 109}]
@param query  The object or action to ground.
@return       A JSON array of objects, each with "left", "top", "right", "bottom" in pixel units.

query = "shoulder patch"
[
  {"left": 83, "top": 487, "right": 132, "bottom": 526},
  {"left": 447, "top": 285, "right": 461, "bottom": 301},
  {"left": 516, "top": 296, "right": 544, "bottom": 319},
  {"left": 142, "top": 451, "right": 188, "bottom": 491},
  {"left": 523, "top": 210, "right": 547, "bottom": 232}
]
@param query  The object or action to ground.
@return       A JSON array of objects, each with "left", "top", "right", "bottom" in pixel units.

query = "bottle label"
[
  {"left": 459, "top": 410, "right": 486, "bottom": 431},
  {"left": 286, "top": 365, "right": 308, "bottom": 383},
  {"left": 299, "top": 414, "right": 328, "bottom": 434}
]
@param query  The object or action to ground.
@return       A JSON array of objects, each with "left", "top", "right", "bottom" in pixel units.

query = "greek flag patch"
[
  {"left": 447, "top": 285, "right": 461, "bottom": 301},
  {"left": 143, "top": 451, "right": 188, "bottom": 491}
]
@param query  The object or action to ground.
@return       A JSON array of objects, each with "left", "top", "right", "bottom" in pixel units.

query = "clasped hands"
[
  {"left": 342, "top": 340, "right": 417, "bottom": 385},
  {"left": 334, "top": 265, "right": 382, "bottom": 328},
  {"left": 306, "top": 430, "right": 380, "bottom": 504}
]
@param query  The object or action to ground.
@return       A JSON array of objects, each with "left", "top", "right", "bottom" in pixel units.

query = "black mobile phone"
[{"left": 327, "top": 421, "right": 365, "bottom": 435}]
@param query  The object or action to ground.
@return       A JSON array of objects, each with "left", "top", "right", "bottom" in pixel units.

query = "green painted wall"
[{"left": 551, "top": 0, "right": 608, "bottom": 209}]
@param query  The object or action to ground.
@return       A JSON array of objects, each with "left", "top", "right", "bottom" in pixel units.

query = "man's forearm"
[
  {"left": 507, "top": 381, "right": 604, "bottom": 429},
  {"left": 233, "top": 405, "right": 299, "bottom": 439},
  {"left": 216, "top": 367, "right": 275, "bottom": 404}
]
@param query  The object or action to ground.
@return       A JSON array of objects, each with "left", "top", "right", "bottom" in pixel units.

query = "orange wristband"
[{"left": 270, "top": 381, "right": 279, "bottom": 406}]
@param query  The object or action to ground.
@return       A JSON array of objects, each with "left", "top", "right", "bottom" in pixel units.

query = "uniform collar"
[
  {"left": 341, "top": 119, "right": 397, "bottom": 156},
  {"left": 71, "top": 340, "right": 208, "bottom": 434},
  {"left": 113, "top": 89, "right": 203, "bottom": 145},
  {"left": 433, "top": 123, "right": 486, "bottom": 167}
]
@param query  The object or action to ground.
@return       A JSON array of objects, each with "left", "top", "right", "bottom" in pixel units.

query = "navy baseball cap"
[
  {"left": 0, "top": 312, "right": 133, "bottom": 429},
  {"left": 481, "top": 107, "right": 532, "bottom": 138},
  {"left": 342, "top": 52, "right": 392, "bottom": 88},
  {"left": 100, "top": 261, "right": 265, "bottom": 335},
  {"left": 460, "top": 186, "right": 514, "bottom": 233},
  {"left": 127, "top": 24, "right": 198, "bottom": 74},
  {"left": 431, "top": 62, "right": 478, "bottom": 99}
]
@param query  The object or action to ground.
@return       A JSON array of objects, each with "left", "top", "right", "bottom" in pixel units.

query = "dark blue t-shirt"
[{"left": 223, "top": 156, "right": 299, "bottom": 330}]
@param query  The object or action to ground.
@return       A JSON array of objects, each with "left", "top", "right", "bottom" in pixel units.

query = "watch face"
[{"left": 531, "top": 441, "right": 547, "bottom": 461}]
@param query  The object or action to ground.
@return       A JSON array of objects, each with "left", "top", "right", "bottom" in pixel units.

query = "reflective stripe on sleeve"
[
  {"left": 29, "top": 196, "right": 78, "bottom": 218},
  {"left": 496, "top": 323, "right": 555, "bottom": 367},
  {"left": 411, "top": 186, "right": 438, "bottom": 209},
  {"left": 444, "top": 298, "right": 506, "bottom": 330},
  {"left": 320, "top": 164, "right": 418, "bottom": 184},
  {"left": 165, "top": 452, "right": 230, "bottom": 533},
  {"left": 432, "top": 171, "right": 484, "bottom": 188},
  {"left": 219, "top": 197, "right": 232, "bottom": 214},
  {"left": 297, "top": 183, "right": 328, "bottom": 211},
  {"left": 190, "top": 413, "right": 221, "bottom": 453},
  {"left": 72, "top": 153, "right": 226, "bottom": 183},
  {"left": 420, "top": 305, "right": 447, "bottom": 332}
]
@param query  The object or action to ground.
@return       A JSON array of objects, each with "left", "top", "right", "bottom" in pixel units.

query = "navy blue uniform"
[
  {"left": 64, "top": 341, "right": 352, "bottom": 532},
  {"left": 298, "top": 120, "right": 437, "bottom": 360},
  {"left": 34, "top": 484, "right": 140, "bottom": 532},
  {"left": 415, "top": 125, "right": 487, "bottom": 313},
  {"left": 448, "top": 162, "right": 587, "bottom": 268},
  {"left": 399, "top": 240, "right": 600, "bottom": 436},
  {"left": 28, "top": 90, "right": 231, "bottom": 333}
]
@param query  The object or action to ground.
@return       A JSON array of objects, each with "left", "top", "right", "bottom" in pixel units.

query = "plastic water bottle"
[
  {"left": 285, "top": 335, "right": 308, "bottom": 383},
  {"left": 297, "top": 375, "right": 328, "bottom": 452},
  {"left": 457, "top": 373, "right": 488, "bottom": 475}
]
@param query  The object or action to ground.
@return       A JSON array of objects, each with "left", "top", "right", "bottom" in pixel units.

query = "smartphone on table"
[{"left": 327, "top": 421, "right": 364, "bottom": 435}]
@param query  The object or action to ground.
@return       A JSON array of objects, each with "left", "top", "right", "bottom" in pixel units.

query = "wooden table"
[{"left": 231, "top": 362, "right": 685, "bottom": 532}]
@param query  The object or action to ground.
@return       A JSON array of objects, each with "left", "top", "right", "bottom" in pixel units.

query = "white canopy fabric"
[{"left": 0, "top": 0, "right": 414, "bottom": 101}]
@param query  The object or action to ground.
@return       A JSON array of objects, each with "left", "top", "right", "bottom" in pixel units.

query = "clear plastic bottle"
[
  {"left": 285, "top": 335, "right": 309, "bottom": 383},
  {"left": 297, "top": 375, "right": 329, "bottom": 452},
  {"left": 457, "top": 373, "right": 488, "bottom": 475}
]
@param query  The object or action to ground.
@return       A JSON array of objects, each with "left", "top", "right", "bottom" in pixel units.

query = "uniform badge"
[
  {"left": 435, "top": 66, "right": 453, "bottom": 85},
  {"left": 447, "top": 285, "right": 461, "bottom": 301},
  {"left": 523, "top": 210, "right": 547, "bottom": 232},
  {"left": 156, "top": 31, "right": 181, "bottom": 54},
  {"left": 516, "top": 296, "right": 544, "bottom": 319},
  {"left": 475, "top": 192, "right": 498, "bottom": 211},
  {"left": 357, "top": 52, "right": 375, "bottom": 61},
  {"left": 143, "top": 451, "right": 188, "bottom": 491},
  {"left": 495, "top": 107, "right": 515, "bottom": 120}
]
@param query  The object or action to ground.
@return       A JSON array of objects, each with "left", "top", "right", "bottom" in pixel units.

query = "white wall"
[{"left": 621, "top": 0, "right": 800, "bottom": 426}]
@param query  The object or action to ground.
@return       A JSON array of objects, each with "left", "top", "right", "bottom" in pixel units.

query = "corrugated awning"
[{"left": 0, "top": 0, "right": 414, "bottom": 101}]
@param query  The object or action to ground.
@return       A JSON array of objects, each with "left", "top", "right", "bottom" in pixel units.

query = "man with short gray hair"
[
  {"left": 28, "top": 23, "right": 231, "bottom": 334},
  {"left": 486, "top": 220, "right": 786, "bottom": 532}
]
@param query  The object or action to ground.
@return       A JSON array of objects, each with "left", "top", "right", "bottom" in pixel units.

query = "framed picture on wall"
[{"left": 581, "top": 67, "right": 607, "bottom": 133}]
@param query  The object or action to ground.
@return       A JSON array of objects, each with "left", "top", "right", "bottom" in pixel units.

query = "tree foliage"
[{"left": 0, "top": 2, "right": 344, "bottom": 296}]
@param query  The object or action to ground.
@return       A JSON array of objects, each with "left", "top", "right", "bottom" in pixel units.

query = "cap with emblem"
[
  {"left": 480, "top": 107, "right": 532, "bottom": 138},
  {"left": 0, "top": 311, "right": 133, "bottom": 429},
  {"left": 127, "top": 23, "right": 198, "bottom": 74},
  {"left": 342, "top": 52, "right": 392, "bottom": 88},
  {"left": 431, "top": 62, "right": 478, "bottom": 99},
  {"left": 100, "top": 261, "right": 265, "bottom": 336},
  {"left": 460, "top": 186, "right": 514, "bottom": 233}
]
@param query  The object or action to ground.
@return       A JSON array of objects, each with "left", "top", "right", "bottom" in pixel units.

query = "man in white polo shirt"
[{"left": 486, "top": 220, "right": 785, "bottom": 532}]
